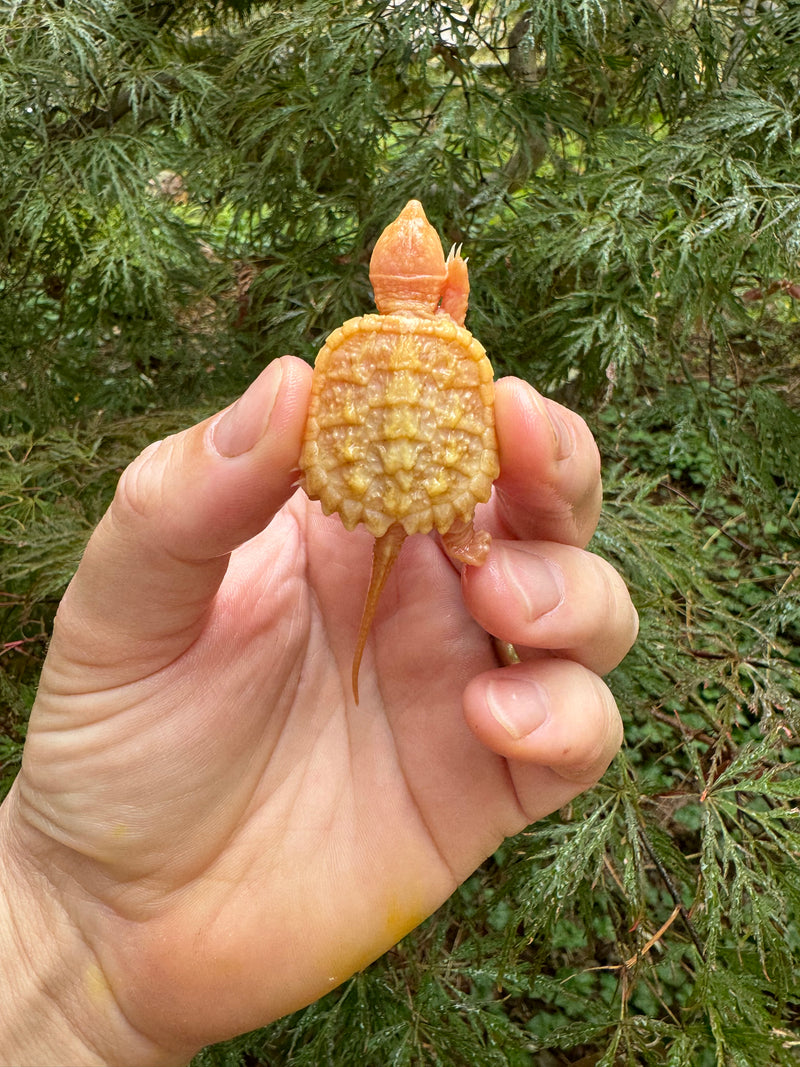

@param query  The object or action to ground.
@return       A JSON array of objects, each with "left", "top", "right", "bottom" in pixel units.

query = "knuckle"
[{"left": 113, "top": 438, "right": 170, "bottom": 524}]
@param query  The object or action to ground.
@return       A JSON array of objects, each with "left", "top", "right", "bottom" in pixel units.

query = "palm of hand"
[{"left": 22, "top": 497, "right": 517, "bottom": 1048}]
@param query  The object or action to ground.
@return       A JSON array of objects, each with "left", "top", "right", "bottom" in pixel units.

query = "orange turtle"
[{"left": 300, "top": 200, "right": 499, "bottom": 701}]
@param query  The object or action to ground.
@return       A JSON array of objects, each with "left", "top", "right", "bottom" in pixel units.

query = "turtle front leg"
[
  {"left": 441, "top": 517, "right": 491, "bottom": 566},
  {"left": 438, "top": 244, "right": 470, "bottom": 326}
]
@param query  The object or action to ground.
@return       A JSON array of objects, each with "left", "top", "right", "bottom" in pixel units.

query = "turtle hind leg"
[
  {"left": 441, "top": 517, "right": 491, "bottom": 566},
  {"left": 352, "top": 524, "right": 407, "bottom": 704}
]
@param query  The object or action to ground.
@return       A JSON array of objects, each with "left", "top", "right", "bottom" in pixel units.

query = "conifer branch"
[
  {"left": 637, "top": 827, "right": 706, "bottom": 963},
  {"left": 47, "top": 75, "right": 181, "bottom": 141},
  {"left": 659, "top": 480, "right": 757, "bottom": 554}
]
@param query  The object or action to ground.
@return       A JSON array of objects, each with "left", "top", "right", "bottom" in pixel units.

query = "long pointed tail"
[{"left": 352, "top": 524, "right": 407, "bottom": 704}]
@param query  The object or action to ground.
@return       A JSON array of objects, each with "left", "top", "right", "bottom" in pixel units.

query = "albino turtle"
[{"left": 300, "top": 199, "right": 500, "bottom": 701}]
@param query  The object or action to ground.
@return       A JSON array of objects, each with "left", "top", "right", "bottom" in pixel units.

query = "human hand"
[{"left": 0, "top": 356, "right": 636, "bottom": 1065}]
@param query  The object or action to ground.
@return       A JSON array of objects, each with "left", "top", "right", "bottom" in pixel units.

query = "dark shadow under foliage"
[{"left": 1, "top": 2, "right": 798, "bottom": 1064}]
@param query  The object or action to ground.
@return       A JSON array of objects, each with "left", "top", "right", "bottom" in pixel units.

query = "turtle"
[{"left": 299, "top": 199, "right": 500, "bottom": 702}]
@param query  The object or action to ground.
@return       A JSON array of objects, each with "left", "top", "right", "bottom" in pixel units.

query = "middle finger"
[{"left": 462, "top": 539, "right": 639, "bottom": 676}]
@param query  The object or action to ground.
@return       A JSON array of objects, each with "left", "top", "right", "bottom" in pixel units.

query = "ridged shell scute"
[{"left": 300, "top": 313, "right": 499, "bottom": 538}]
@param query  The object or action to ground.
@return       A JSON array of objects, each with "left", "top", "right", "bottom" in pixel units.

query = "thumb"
[{"left": 50, "top": 356, "right": 312, "bottom": 683}]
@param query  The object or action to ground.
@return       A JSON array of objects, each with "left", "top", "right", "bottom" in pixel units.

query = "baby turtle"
[{"left": 300, "top": 199, "right": 500, "bottom": 702}]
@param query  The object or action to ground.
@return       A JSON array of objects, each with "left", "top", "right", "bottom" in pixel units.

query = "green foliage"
[{"left": 1, "top": 1, "right": 799, "bottom": 1063}]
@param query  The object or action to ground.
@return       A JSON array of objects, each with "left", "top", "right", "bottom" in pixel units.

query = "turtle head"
[{"left": 369, "top": 200, "right": 446, "bottom": 316}]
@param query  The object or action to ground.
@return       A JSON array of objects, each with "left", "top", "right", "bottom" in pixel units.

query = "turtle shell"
[{"left": 300, "top": 312, "right": 499, "bottom": 539}]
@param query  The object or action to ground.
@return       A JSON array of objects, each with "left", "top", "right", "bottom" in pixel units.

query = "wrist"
[{"left": 0, "top": 784, "right": 182, "bottom": 1067}]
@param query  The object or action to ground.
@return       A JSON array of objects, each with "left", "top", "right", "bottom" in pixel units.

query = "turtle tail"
[{"left": 352, "top": 524, "right": 407, "bottom": 704}]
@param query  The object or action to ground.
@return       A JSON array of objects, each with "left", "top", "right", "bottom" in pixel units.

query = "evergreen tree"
[{"left": 1, "top": 2, "right": 798, "bottom": 1064}]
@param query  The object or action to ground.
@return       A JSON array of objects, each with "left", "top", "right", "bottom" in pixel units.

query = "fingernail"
[
  {"left": 500, "top": 544, "right": 564, "bottom": 620},
  {"left": 486, "top": 675, "right": 550, "bottom": 739},
  {"left": 530, "top": 388, "right": 575, "bottom": 460},
  {"left": 213, "top": 363, "right": 283, "bottom": 457},
  {"left": 544, "top": 403, "right": 576, "bottom": 460}
]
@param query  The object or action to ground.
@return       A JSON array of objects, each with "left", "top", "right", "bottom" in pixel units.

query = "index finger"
[{"left": 489, "top": 376, "right": 602, "bottom": 549}]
